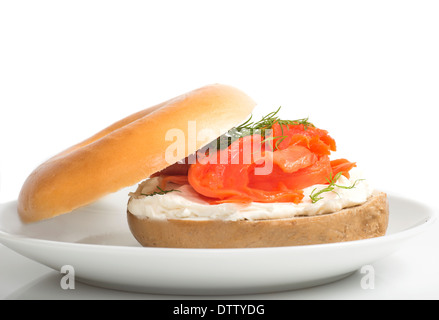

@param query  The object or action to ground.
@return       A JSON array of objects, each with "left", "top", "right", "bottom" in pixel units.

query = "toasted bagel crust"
[
  {"left": 18, "top": 84, "right": 256, "bottom": 222},
  {"left": 127, "top": 191, "right": 389, "bottom": 248}
]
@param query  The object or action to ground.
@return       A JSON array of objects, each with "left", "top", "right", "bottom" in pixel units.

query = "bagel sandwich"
[{"left": 17, "top": 84, "right": 389, "bottom": 248}]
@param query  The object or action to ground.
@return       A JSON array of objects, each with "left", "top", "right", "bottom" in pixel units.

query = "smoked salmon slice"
[{"left": 159, "top": 115, "right": 356, "bottom": 205}]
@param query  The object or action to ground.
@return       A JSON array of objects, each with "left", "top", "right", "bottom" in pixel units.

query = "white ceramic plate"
[{"left": 0, "top": 188, "right": 436, "bottom": 295}]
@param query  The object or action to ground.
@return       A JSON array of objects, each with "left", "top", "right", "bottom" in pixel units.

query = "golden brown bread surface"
[
  {"left": 127, "top": 191, "right": 389, "bottom": 248},
  {"left": 17, "top": 84, "right": 256, "bottom": 223}
]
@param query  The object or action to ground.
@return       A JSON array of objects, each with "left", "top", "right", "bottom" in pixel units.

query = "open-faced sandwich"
[{"left": 17, "top": 84, "right": 388, "bottom": 248}]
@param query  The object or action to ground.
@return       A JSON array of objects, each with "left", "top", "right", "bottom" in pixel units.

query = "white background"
[{"left": 0, "top": 0, "right": 438, "bottom": 299}]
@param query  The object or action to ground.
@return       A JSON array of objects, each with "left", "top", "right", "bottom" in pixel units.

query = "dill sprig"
[
  {"left": 141, "top": 186, "right": 181, "bottom": 197},
  {"left": 309, "top": 172, "right": 364, "bottom": 203},
  {"left": 237, "top": 106, "right": 314, "bottom": 132},
  {"left": 238, "top": 106, "right": 314, "bottom": 150},
  {"left": 210, "top": 106, "right": 314, "bottom": 150}
]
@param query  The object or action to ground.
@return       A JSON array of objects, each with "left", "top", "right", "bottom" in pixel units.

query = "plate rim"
[{"left": 0, "top": 191, "right": 436, "bottom": 254}]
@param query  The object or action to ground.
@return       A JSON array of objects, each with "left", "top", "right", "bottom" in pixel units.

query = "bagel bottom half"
[{"left": 127, "top": 191, "right": 389, "bottom": 248}]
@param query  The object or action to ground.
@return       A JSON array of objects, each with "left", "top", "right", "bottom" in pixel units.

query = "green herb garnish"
[
  {"left": 141, "top": 186, "right": 181, "bottom": 197},
  {"left": 205, "top": 106, "right": 313, "bottom": 151},
  {"left": 309, "top": 172, "right": 364, "bottom": 203},
  {"left": 237, "top": 106, "right": 314, "bottom": 150},
  {"left": 237, "top": 106, "right": 314, "bottom": 133}
]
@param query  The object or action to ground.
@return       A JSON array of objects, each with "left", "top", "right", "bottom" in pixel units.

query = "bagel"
[
  {"left": 17, "top": 84, "right": 256, "bottom": 223},
  {"left": 127, "top": 191, "right": 388, "bottom": 248}
]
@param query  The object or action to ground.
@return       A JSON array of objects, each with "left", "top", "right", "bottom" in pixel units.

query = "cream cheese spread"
[{"left": 127, "top": 168, "right": 373, "bottom": 221}]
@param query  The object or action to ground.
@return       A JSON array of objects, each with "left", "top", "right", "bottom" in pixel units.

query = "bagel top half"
[{"left": 18, "top": 84, "right": 256, "bottom": 223}]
